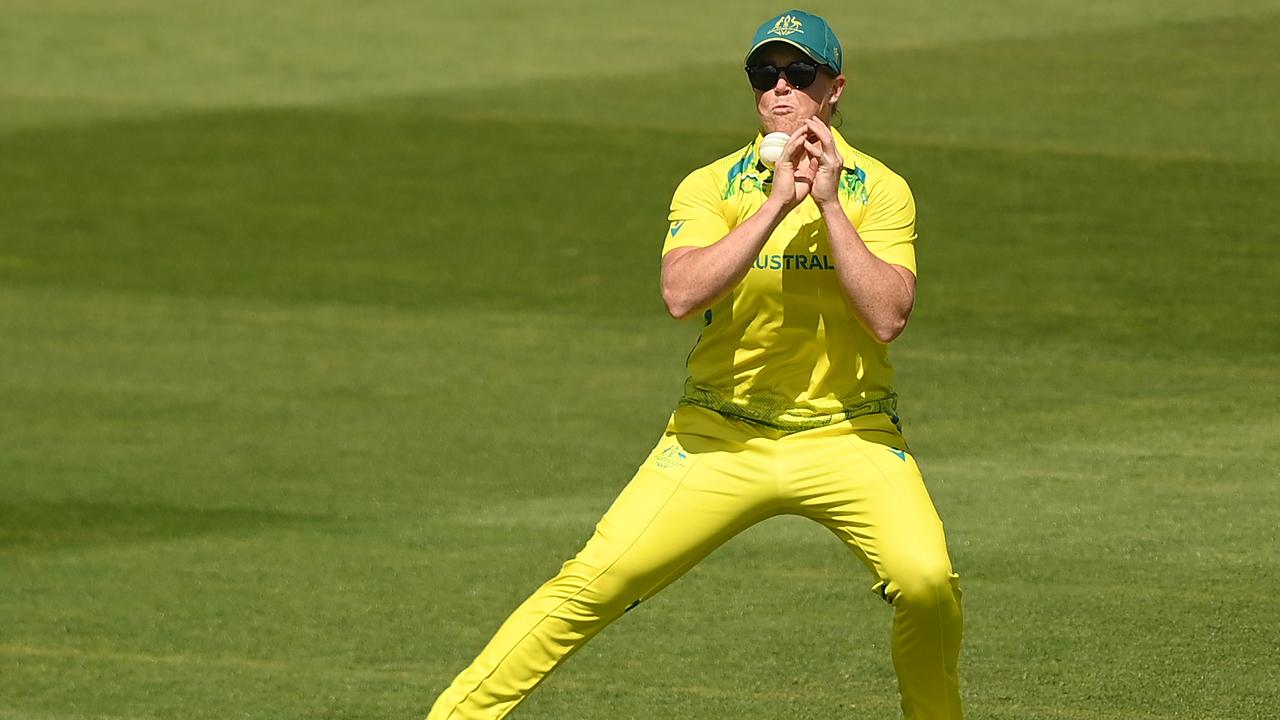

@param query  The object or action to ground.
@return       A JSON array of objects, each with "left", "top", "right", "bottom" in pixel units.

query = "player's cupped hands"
[
  {"left": 803, "top": 117, "right": 844, "bottom": 208},
  {"left": 771, "top": 126, "right": 821, "bottom": 210}
]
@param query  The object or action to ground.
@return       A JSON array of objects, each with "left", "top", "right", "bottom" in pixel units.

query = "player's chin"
[
  {"left": 763, "top": 118, "right": 801, "bottom": 135},
  {"left": 763, "top": 110, "right": 819, "bottom": 136}
]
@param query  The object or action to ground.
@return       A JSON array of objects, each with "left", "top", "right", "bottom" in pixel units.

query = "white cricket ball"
[{"left": 758, "top": 132, "right": 790, "bottom": 167}]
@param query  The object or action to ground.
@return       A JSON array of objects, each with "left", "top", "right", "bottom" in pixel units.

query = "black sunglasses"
[{"left": 745, "top": 61, "right": 821, "bottom": 91}]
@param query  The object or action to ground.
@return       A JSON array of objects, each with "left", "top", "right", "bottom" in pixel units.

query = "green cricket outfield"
[{"left": 1, "top": 2, "right": 1277, "bottom": 718}]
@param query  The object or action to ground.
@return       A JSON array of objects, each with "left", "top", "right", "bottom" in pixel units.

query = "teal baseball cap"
[{"left": 745, "top": 9, "right": 843, "bottom": 73}]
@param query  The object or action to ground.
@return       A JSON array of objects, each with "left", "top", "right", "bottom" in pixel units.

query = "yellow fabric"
[
  {"left": 427, "top": 406, "right": 963, "bottom": 720},
  {"left": 663, "top": 130, "right": 917, "bottom": 431}
]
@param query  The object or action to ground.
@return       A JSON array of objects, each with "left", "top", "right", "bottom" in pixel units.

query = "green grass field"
[{"left": 2, "top": 2, "right": 1278, "bottom": 718}]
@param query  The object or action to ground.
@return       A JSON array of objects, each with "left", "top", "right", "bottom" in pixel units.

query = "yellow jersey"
[{"left": 663, "top": 129, "right": 917, "bottom": 432}]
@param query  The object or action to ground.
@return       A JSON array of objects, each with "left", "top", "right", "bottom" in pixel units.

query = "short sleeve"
[
  {"left": 857, "top": 170, "right": 918, "bottom": 276},
  {"left": 663, "top": 166, "right": 732, "bottom": 256}
]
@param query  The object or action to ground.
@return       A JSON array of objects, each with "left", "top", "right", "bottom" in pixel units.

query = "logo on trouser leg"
[{"left": 655, "top": 443, "right": 689, "bottom": 469}]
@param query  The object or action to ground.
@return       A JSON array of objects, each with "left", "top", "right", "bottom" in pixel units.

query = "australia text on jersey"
[{"left": 754, "top": 253, "right": 836, "bottom": 270}]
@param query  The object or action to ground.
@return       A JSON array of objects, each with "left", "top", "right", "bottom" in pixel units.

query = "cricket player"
[{"left": 427, "top": 9, "right": 963, "bottom": 719}]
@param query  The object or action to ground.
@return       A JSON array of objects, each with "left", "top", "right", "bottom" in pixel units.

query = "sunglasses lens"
[
  {"left": 746, "top": 62, "right": 820, "bottom": 90},
  {"left": 786, "top": 62, "right": 817, "bottom": 89},
  {"left": 746, "top": 65, "right": 780, "bottom": 91}
]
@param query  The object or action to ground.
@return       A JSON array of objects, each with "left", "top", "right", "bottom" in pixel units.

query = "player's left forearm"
[{"left": 818, "top": 201, "right": 916, "bottom": 343}]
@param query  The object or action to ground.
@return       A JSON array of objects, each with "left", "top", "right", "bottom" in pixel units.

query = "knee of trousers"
[
  {"left": 537, "top": 556, "right": 649, "bottom": 621},
  {"left": 876, "top": 562, "right": 962, "bottom": 611}
]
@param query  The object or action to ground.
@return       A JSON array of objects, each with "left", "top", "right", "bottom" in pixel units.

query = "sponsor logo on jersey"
[
  {"left": 669, "top": 220, "right": 685, "bottom": 237},
  {"left": 769, "top": 15, "right": 804, "bottom": 36},
  {"left": 888, "top": 448, "right": 907, "bottom": 461},
  {"left": 753, "top": 253, "right": 835, "bottom": 271}
]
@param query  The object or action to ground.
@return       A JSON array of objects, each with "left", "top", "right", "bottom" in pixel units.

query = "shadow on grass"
[{"left": 0, "top": 499, "right": 331, "bottom": 552}]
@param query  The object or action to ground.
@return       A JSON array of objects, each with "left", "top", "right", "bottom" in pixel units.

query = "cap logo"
[{"left": 768, "top": 15, "right": 804, "bottom": 36}]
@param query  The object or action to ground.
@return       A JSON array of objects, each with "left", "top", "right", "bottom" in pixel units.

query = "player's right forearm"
[{"left": 661, "top": 199, "right": 789, "bottom": 319}]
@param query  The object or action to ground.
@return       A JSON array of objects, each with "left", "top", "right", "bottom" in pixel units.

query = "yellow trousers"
[{"left": 428, "top": 405, "right": 963, "bottom": 720}]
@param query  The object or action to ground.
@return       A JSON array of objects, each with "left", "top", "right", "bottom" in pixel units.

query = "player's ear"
[{"left": 829, "top": 74, "right": 846, "bottom": 105}]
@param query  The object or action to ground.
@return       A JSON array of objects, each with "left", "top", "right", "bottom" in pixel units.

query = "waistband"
[{"left": 678, "top": 384, "right": 899, "bottom": 433}]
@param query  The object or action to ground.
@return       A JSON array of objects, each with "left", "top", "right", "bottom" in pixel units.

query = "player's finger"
[
  {"left": 806, "top": 118, "right": 842, "bottom": 165},
  {"left": 804, "top": 118, "right": 836, "bottom": 152},
  {"left": 782, "top": 129, "right": 810, "bottom": 162},
  {"left": 806, "top": 117, "right": 835, "bottom": 145}
]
